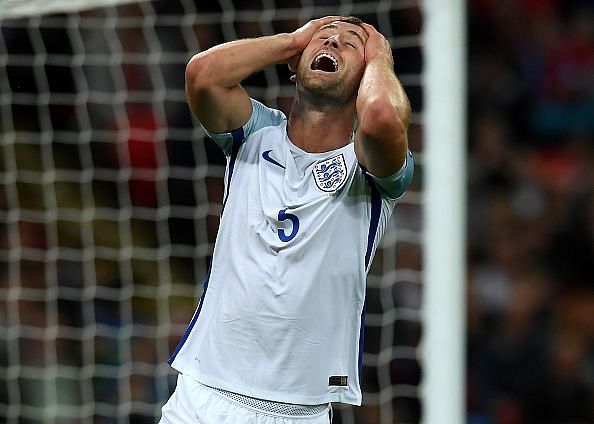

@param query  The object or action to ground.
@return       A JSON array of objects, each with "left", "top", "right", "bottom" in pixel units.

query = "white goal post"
[
  {"left": 421, "top": 1, "right": 466, "bottom": 424},
  {"left": 0, "top": 1, "right": 466, "bottom": 423}
]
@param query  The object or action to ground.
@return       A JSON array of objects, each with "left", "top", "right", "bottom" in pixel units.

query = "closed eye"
[{"left": 319, "top": 37, "right": 355, "bottom": 48}]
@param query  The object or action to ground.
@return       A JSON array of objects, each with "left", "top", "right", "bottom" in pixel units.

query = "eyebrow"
[{"left": 319, "top": 24, "right": 366, "bottom": 47}]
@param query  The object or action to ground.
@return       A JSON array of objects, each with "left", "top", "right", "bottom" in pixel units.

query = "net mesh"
[{"left": 0, "top": 1, "right": 424, "bottom": 423}]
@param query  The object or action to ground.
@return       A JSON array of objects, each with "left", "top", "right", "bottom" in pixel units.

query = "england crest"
[{"left": 313, "top": 154, "right": 348, "bottom": 192}]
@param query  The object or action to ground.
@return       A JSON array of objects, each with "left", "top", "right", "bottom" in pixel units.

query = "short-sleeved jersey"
[{"left": 169, "top": 99, "right": 414, "bottom": 406}]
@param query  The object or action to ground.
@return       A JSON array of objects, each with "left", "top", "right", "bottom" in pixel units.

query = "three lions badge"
[{"left": 313, "top": 154, "right": 347, "bottom": 192}]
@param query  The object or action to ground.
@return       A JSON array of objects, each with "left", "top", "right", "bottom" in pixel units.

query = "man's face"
[{"left": 296, "top": 21, "right": 368, "bottom": 103}]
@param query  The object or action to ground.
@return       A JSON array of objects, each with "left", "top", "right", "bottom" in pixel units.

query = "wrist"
[
  {"left": 282, "top": 32, "right": 303, "bottom": 59},
  {"left": 366, "top": 52, "right": 395, "bottom": 69}
]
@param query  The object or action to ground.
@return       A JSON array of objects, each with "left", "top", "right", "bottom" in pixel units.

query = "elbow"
[
  {"left": 358, "top": 98, "right": 410, "bottom": 141},
  {"left": 185, "top": 52, "right": 215, "bottom": 95}
]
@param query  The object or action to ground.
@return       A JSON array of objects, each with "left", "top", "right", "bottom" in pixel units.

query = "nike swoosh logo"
[{"left": 262, "top": 150, "right": 285, "bottom": 169}]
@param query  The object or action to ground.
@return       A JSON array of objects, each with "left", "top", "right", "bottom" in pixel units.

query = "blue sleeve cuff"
[{"left": 367, "top": 150, "right": 415, "bottom": 199}]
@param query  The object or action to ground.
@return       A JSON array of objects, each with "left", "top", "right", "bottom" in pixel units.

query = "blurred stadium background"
[{"left": 0, "top": 0, "right": 592, "bottom": 423}]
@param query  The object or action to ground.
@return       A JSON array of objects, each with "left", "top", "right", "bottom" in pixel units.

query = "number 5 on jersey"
[{"left": 277, "top": 209, "right": 299, "bottom": 242}]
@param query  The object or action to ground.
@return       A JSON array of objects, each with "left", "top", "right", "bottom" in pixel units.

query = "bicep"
[
  {"left": 188, "top": 84, "right": 253, "bottom": 133},
  {"left": 354, "top": 129, "right": 408, "bottom": 178}
]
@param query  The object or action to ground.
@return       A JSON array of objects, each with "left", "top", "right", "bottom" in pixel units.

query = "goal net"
[{"left": 0, "top": 1, "right": 427, "bottom": 423}]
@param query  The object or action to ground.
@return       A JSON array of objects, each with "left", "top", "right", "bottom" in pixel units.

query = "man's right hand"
[{"left": 287, "top": 16, "right": 343, "bottom": 74}]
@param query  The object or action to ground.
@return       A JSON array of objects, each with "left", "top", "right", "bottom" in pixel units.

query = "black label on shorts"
[{"left": 329, "top": 376, "right": 348, "bottom": 386}]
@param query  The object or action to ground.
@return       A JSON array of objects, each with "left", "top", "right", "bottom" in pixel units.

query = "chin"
[
  {"left": 300, "top": 82, "right": 337, "bottom": 99},
  {"left": 299, "top": 72, "right": 338, "bottom": 92}
]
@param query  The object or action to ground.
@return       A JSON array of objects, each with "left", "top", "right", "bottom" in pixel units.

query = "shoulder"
[
  {"left": 203, "top": 99, "right": 287, "bottom": 156},
  {"left": 246, "top": 99, "right": 286, "bottom": 135}
]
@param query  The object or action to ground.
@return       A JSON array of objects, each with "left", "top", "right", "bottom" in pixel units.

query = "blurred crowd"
[{"left": 466, "top": 0, "right": 594, "bottom": 423}]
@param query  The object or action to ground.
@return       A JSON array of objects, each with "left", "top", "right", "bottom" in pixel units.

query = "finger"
[{"left": 360, "top": 22, "right": 380, "bottom": 37}]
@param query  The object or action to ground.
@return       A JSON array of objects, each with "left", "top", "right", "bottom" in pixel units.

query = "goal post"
[
  {"left": 421, "top": 1, "right": 467, "bottom": 424},
  {"left": 0, "top": 1, "right": 466, "bottom": 423}
]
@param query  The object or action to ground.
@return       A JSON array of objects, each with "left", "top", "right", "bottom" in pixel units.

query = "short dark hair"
[{"left": 340, "top": 16, "right": 364, "bottom": 26}]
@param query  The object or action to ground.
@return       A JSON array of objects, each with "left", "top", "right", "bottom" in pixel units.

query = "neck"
[{"left": 287, "top": 94, "right": 356, "bottom": 153}]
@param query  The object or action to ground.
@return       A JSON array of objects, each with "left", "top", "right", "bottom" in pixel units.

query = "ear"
[
  {"left": 290, "top": 75, "right": 296, "bottom": 82},
  {"left": 287, "top": 54, "right": 301, "bottom": 73}
]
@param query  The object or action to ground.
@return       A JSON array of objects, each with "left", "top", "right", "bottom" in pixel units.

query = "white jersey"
[{"left": 169, "top": 99, "right": 414, "bottom": 406}]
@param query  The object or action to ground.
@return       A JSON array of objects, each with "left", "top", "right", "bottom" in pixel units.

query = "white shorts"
[{"left": 159, "top": 373, "right": 333, "bottom": 424}]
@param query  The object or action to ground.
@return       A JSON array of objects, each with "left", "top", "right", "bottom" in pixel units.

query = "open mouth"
[{"left": 311, "top": 53, "right": 338, "bottom": 72}]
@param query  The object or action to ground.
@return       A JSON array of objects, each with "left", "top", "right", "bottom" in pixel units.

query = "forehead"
[{"left": 318, "top": 21, "right": 367, "bottom": 42}]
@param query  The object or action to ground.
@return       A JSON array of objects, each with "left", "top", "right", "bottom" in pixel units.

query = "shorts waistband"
[{"left": 209, "top": 386, "right": 328, "bottom": 417}]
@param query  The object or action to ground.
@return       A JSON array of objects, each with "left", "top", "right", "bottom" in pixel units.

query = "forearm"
[
  {"left": 186, "top": 33, "right": 299, "bottom": 132},
  {"left": 355, "top": 54, "right": 411, "bottom": 177},
  {"left": 188, "top": 33, "right": 299, "bottom": 89},
  {"left": 357, "top": 56, "right": 410, "bottom": 138}
]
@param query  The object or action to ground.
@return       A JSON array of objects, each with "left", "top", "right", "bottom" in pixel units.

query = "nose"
[{"left": 323, "top": 37, "right": 339, "bottom": 49}]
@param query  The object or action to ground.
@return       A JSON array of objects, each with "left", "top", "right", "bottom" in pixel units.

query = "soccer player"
[{"left": 160, "top": 16, "right": 414, "bottom": 423}]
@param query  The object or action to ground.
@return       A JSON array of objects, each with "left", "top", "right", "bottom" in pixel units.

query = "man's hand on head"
[
  {"left": 286, "top": 16, "right": 343, "bottom": 77},
  {"left": 360, "top": 23, "right": 394, "bottom": 67}
]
